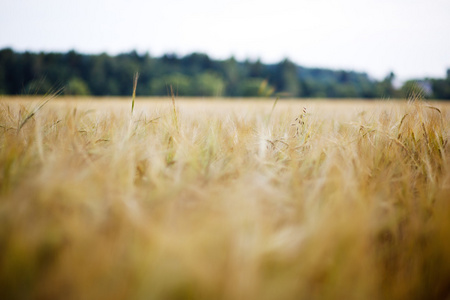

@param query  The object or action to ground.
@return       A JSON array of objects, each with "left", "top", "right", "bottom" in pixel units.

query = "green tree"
[
  {"left": 193, "top": 73, "right": 225, "bottom": 97},
  {"left": 248, "top": 59, "right": 267, "bottom": 78},
  {"left": 240, "top": 78, "right": 274, "bottom": 97},
  {"left": 431, "top": 79, "right": 450, "bottom": 99},
  {"left": 25, "top": 77, "right": 53, "bottom": 95},
  {"left": 376, "top": 72, "right": 398, "bottom": 98},
  {"left": 274, "top": 59, "right": 301, "bottom": 97},
  {"left": 181, "top": 53, "right": 214, "bottom": 76},
  {"left": 430, "top": 70, "right": 450, "bottom": 99},
  {"left": 65, "top": 77, "right": 90, "bottom": 95},
  {"left": 0, "top": 48, "right": 397, "bottom": 98},
  {"left": 150, "top": 73, "right": 192, "bottom": 96},
  {"left": 221, "top": 57, "right": 243, "bottom": 96},
  {"left": 302, "top": 79, "right": 327, "bottom": 98},
  {"left": 335, "top": 84, "right": 358, "bottom": 98},
  {"left": 400, "top": 81, "right": 424, "bottom": 99}
]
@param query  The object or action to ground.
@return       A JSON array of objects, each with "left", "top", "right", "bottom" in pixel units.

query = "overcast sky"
[{"left": 1, "top": 0, "right": 449, "bottom": 80}]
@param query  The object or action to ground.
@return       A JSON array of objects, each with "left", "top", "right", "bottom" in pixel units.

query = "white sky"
[{"left": 1, "top": 0, "right": 449, "bottom": 80}]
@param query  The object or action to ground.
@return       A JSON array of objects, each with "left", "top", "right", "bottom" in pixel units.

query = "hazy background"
[{"left": 1, "top": 0, "right": 450, "bottom": 81}]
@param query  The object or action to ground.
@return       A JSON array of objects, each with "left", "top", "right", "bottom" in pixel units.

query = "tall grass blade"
[
  {"left": 17, "top": 88, "right": 62, "bottom": 132},
  {"left": 269, "top": 97, "right": 279, "bottom": 121},
  {"left": 170, "top": 85, "right": 179, "bottom": 132},
  {"left": 131, "top": 72, "right": 139, "bottom": 115}
]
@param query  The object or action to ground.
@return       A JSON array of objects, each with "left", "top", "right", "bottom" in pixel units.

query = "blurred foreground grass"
[{"left": 1, "top": 97, "right": 450, "bottom": 300}]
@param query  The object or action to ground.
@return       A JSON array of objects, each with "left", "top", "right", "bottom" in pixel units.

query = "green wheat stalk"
[
  {"left": 131, "top": 72, "right": 139, "bottom": 115},
  {"left": 17, "top": 87, "right": 62, "bottom": 133},
  {"left": 170, "top": 85, "right": 179, "bottom": 132},
  {"left": 265, "top": 97, "right": 279, "bottom": 125}
]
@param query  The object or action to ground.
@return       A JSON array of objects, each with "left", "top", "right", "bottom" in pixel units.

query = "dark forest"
[{"left": 1, "top": 48, "right": 449, "bottom": 99}]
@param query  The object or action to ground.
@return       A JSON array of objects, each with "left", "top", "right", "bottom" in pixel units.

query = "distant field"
[{"left": 1, "top": 96, "right": 450, "bottom": 300}]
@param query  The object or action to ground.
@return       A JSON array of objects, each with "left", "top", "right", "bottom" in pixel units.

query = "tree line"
[{"left": 1, "top": 48, "right": 449, "bottom": 99}]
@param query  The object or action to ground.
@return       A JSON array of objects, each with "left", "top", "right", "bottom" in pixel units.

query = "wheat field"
[{"left": 1, "top": 96, "right": 450, "bottom": 300}]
